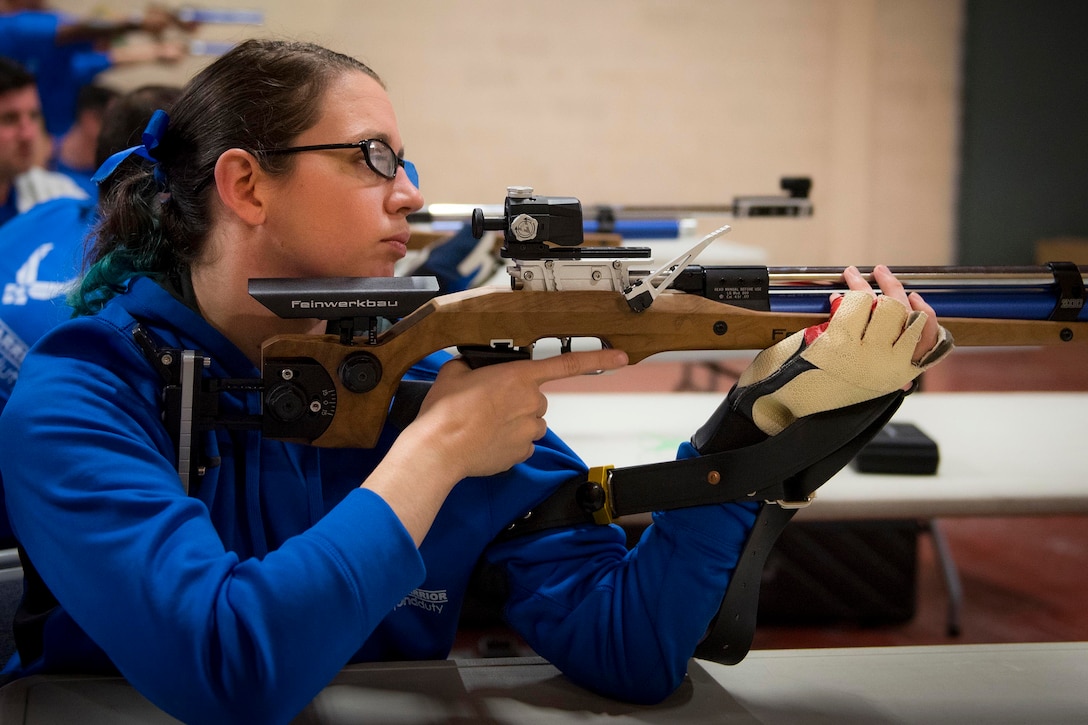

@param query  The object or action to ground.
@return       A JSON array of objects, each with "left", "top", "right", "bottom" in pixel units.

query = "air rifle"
[
  {"left": 146, "top": 187, "right": 1084, "bottom": 665},
  {"left": 242, "top": 187, "right": 1086, "bottom": 450}
]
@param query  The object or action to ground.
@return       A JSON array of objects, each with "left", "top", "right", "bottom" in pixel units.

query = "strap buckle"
[{"left": 578, "top": 465, "right": 616, "bottom": 525}]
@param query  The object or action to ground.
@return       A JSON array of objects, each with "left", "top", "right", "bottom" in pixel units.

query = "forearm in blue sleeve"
[
  {"left": 126, "top": 488, "right": 424, "bottom": 723},
  {"left": 8, "top": 451, "right": 422, "bottom": 724},
  {"left": 490, "top": 477, "right": 756, "bottom": 704}
]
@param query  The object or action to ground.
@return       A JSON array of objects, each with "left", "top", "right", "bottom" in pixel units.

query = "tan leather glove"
[{"left": 733, "top": 291, "right": 954, "bottom": 436}]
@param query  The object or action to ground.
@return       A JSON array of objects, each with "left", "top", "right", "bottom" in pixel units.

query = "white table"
[
  {"left": 543, "top": 391, "right": 1088, "bottom": 521},
  {"left": 2, "top": 644, "right": 1085, "bottom": 723},
  {"left": 544, "top": 391, "right": 1088, "bottom": 635}
]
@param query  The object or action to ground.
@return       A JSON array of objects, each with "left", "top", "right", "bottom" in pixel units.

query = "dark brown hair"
[
  {"left": 74, "top": 39, "right": 382, "bottom": 315},
  {"left": 0, "top": 56, "right": 35, "bottom": 94}
]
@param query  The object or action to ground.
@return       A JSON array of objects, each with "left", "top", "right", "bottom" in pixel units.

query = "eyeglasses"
[{"left": 261, "top": 138, "right": 419, "bottom": 188}]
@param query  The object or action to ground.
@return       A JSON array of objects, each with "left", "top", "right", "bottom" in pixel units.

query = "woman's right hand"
[
  {"left": 363, "top": 348, "right": 627, "bottom": 545},
  {"left": 416, "top": 349, "right": 629, "bottom": 479}
]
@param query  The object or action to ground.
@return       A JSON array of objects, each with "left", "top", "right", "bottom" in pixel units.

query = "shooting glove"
[
  {"left": 692, "top": 291, "right": 953, "bottom": 453},
  {"left": 733, "top": 291, "right": 954, "bottom": 436}
]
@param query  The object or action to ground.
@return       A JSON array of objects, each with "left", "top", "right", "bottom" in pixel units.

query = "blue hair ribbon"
[{"left": 91, "top": 109, "right": 171, "bottom": 187}]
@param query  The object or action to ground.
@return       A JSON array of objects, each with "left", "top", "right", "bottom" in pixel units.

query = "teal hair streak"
[{"left": 69, "top": 202, "right": 171, "bottom": 317}]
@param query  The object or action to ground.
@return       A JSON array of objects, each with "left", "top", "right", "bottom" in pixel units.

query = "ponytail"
[{"left": 69, "top": 166, "right": 173, "bottom": 316}]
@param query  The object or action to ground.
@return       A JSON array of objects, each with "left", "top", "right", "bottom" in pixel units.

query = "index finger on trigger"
[{"left": 528, "top": 349, "right": 629, "bottom": 384}]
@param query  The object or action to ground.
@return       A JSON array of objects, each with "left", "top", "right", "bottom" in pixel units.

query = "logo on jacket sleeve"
[
  {"left": 2, "top": 243, "right": 78, "bottom": 306},
  {"left": 396, "top": 588, "right": 449, "bottom": 614}
]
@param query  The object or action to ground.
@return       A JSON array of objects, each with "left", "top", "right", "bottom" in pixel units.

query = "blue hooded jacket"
[{"left": 0, "top": 276, "right": 755, "bottom": 723}]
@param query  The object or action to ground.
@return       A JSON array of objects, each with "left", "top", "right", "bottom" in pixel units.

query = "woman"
[{"left": 0, "top": 39, "right": 946, "bottom": 724}]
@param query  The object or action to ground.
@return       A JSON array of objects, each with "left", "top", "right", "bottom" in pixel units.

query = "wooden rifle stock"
[{"left": 260, "top": 285, "right": 1088, "bottom": 448}]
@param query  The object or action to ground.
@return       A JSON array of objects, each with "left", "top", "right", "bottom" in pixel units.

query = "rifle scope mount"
[{"left": 472, "top": 186, "right": 651, "bottom": 261}]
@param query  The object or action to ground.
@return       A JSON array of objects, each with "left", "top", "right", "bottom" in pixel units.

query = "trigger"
[{"left": 457, "top": 343, "right": 532, "bottom": 369}]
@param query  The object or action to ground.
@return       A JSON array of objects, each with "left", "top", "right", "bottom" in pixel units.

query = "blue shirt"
[
  {"left": 47, "top": 155, "right": 98, "bottom": 197},
  {"left": 0, "top": 195, "right": 92, "bottom": 410},
  {"left": 0, "top": 195, "right": 93, "bottom": 548},
  {"left": 0, "top": 189, "right": 17, "bottom": 228},
  {"left": 0, "top": 11, "right": 112, "bottom": 136}
]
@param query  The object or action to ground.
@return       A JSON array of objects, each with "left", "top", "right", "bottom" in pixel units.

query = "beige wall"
[{"left": 57, "top": 0, "right": 963, "bottom": 266}]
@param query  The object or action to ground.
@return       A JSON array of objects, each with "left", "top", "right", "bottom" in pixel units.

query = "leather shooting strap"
[
  {"left": 500, "top": 392, "right": 905, "bottom": 538},
  {"left": 495, "top": 391, "right": 905, "bottom": 665},
  {"left": 693, "top": 392, "right": 905, "bottom": 664}
]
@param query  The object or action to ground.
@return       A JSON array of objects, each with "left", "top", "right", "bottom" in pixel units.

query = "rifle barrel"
[
  {"left": 766, "top": 265, "right": 1086, "bottom": 289},
  {"left": 754, "top": 265, "right": 1087, "bottom": 321}
]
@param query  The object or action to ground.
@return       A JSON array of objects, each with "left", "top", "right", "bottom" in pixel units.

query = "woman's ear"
[{"left": 213, "top": 149, "right": 268, "bottom": 226}]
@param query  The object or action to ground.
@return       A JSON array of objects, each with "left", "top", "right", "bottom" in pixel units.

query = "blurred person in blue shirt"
[
  {"left": 0, "top": 0, "right": 193, "bottom": 137},
  {"left": 0, "top": 56, "right": 85, "bottom": 227},
  {"left": 48, "top": 83, "right": 118, "bottom": 195},
  {"left": 0, "top": 82, "right": 180, "bottom": 549}
]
